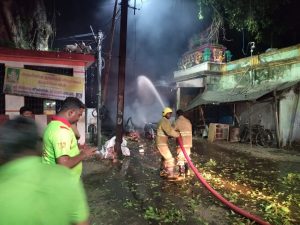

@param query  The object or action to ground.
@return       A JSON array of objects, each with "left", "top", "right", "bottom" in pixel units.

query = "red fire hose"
[{"left": 177, "top": 137, "right": 271, "bottom": 225}]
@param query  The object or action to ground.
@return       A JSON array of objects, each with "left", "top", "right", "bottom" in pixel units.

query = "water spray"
[{"left": 137, "top": 75, "right": 166, "bottom": 109}]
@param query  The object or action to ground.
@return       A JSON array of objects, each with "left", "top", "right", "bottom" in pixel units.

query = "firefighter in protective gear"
[
  {"left": 156, "top": 107, "right": 180, "bottom": 180},
  {"left": 162, "top": 107, "right": 172, "bottom": 117},
  {"left": 174, "top": 109, "right": 193, "bottom": 177}
]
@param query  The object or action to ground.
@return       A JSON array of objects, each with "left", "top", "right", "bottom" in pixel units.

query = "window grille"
[{"left": 85, "top": 64, "right": 97, "bottom": 108}]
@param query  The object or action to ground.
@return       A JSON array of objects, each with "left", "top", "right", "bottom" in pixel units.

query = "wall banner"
[{"left": 3, "top": 67, "right": 84, "bottom": 101}]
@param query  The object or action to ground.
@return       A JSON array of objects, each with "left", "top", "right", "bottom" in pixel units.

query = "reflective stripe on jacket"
[
  {"left": 174, "top": 115, "right": 192, "bottom": 148},
  {"left": 156, "top": 117, "right": 180, "bottom": 146}
]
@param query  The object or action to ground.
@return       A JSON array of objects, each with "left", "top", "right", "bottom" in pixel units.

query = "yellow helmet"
[{"left": 162, "top": 107, "right": 173, "bottom": 117}]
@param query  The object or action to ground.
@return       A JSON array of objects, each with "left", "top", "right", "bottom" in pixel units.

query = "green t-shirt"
[
  {"left": 42, "top": 117, "right": 82, "bottom": 179},
  {"left": 0, "top": 157, "right": 89, "bottom": 225}
]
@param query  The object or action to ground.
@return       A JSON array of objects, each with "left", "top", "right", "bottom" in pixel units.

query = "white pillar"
[{"left": 176, "top": 86, "right": 181, "bottom": 110}]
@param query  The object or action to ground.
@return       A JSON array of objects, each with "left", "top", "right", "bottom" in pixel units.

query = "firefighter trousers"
[
  {"left": 157, "top": 145, "right": 175, "bottom": 169},
  {"left": 176, "top": 147, "right": 191, "bottom": 166}
]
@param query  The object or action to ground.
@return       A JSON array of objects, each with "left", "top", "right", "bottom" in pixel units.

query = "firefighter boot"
[
  {"left": 160, "top": 158, "right": 168, "bottom": 177},
  {"left": 166, "top": 166, "right": 184, "bottom": 181},
  {"left": 178, "top": 165, "right": 186, "bottom": 178},
  {"left": 185, "top": 163, "right": 191, "bottom": 177},
  {"left": 160, "top": 169, "right": 168, "bottom": 177},
  {"left": 164, "top": 158, "right": 184, "bottom": 181}
]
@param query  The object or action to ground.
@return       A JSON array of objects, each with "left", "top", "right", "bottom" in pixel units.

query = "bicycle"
[{"left": 240, "top": 124, "right": 274, "bottom": 147}]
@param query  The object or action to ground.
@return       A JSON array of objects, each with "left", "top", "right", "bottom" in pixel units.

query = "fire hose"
[{"left": 177, "top": 136, "right": 271, "bottom": 225}]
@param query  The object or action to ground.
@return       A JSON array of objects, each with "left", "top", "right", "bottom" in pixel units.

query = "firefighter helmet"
[{"left": 162, "top": 107, "right": 173, "bottom": 117}]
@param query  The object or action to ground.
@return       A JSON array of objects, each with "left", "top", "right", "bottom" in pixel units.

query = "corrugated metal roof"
[{"left": 185, "top": 80, "right": 300, "bottom": 111}]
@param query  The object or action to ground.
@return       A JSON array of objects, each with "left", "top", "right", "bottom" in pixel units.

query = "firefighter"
[
  {"left": 156, "top": 107, "right": 180, "bottom": 180},
  {"left": 174, "top": 109, "right": 193, "bottom": 178}
]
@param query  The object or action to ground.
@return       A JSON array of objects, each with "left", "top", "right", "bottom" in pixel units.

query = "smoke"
[
  {"left": 124, "top": 74, "right": 170, "bottom": 128},
  {"left": 126, "top": 0, "right": 202, "bottom": 80},
  {"left": 54, "top": 0, "right": 203, "bottom": 128},
  {"left": 96, "top": 0, "right": 203, "bottom": 127},
  {"left": 124, "top": 98, "right": 162, "bottom": 128},
  {"left": 104, "top": 73, "right": 170, "bottom": 129},
  {"left": 122, "top": 0, "right": 202, "bottom": 126}
]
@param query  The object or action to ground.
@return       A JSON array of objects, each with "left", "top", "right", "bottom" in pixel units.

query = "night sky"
[
  {"left": 52, "top": 0, "right": 204, "bottom": 124},
  {"left": 53, "top": 0, "right": 203, "bottom": 79},
  {"left": 51, "top": 0, "right": 300, "bottom": 125}
]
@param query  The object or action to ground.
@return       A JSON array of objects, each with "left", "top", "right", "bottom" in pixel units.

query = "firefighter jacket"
[
  {"left": 174, "top": 115, "right": 193, "bottom": 148},
  {"left": 156, "top": 117, "right": 180, "bottom": 146}
]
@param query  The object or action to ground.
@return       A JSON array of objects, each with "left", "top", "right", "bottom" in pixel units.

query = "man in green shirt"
[
  {"left": 42, "top": 97, "right": 96, "bottom": 179},
  {"left": 0, "top": 117, "right": 90, "bottom": 225}
]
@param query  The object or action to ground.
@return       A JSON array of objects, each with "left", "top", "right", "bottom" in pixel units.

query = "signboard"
[
  {"left": 178, "top": 44, "right": 227, "bottom": 70},
  {"left": 3, "top": 67, "right": 84, "bottom": 101}
]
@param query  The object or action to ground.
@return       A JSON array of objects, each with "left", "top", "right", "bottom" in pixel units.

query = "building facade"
[
  {"left": 0, "top": 47, "right": 95, "bottom": 144},
  {"left": 174, "top": 44, "right": 300, "bottom": 148}
]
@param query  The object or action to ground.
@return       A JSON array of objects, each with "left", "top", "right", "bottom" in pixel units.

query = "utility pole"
[
  {"left": 102, "top": 0, "right": 118, "bottom": 106},
  {"left": 96, "top": 30, "right": 104, "bottom": 149},
  {"left": 115, "top": 0, "right": 129, "bottom": 158}
]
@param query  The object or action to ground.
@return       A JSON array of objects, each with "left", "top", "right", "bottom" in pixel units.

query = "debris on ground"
[
  {"left": 84, "top": 137, "right": 300, "bottom": 225},
  {"left": 97, "top": 136, "right": 130, "bottom": 159}
]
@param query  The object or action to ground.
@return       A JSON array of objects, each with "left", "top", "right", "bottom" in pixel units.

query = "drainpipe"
[
  {"left": 288, "top": 87, "right": 300, "bottom": 147},
  {"left": 273, "top": 90, "right": 281, "bottom": 148},
  {"left": 248, "top": 102, "right": 252, "bottom": 148}
]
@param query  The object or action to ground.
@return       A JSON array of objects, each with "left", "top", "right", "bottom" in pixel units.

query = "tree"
[
  {"left": 0, "top": 0, "right": 53, "bottom": 50},
  {"left": 196, "top": 0, "right": 293, "bottom": 45}
]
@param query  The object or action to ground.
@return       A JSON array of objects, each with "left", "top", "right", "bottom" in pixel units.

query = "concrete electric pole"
[{"left": 96, "top": 30, "right": 105, "bottom": 149}]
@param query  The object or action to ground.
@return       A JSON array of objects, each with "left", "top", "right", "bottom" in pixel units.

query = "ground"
[
  {"left": 213, "top": 140, "right": 300, "bottom": 162},
  {"left": 82, "top": 138, "right": 300, "bottom": 225}
]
